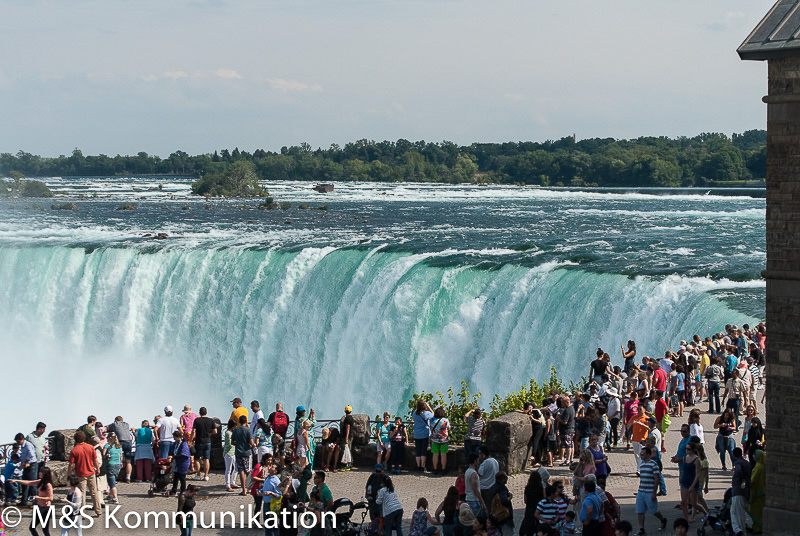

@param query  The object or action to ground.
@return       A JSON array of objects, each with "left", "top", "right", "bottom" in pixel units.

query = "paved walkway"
[{"left": 2, "top": 407, "right": 745, "bottom": 534}]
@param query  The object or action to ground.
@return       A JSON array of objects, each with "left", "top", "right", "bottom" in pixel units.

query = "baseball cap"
[
  {"left": 164, "top": 405, "right": 173, "bottom": 413},
  {"left": 230, "top": 397, "right": 242, "bottom": 404},
  {"left": 296, "top": 405, "right": 306, "bottom": 413},
  {"left": 374, "top": 464, "right": 384, "bottom": 471},
  {"left": 345, "top": 405, "right": 353, "bottom": 413}
]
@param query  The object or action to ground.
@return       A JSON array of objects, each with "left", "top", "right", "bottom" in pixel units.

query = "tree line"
[{"left": 0, "top": 130, "right": 766, "bottom": 188}]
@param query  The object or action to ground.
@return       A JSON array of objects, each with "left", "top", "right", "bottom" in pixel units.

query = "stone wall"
[
  {"left": 485, "top": 412, "right": 533, "bottom": 474},
  {"left": 763, "top": 55, "right": 800, "bottom": 536}
]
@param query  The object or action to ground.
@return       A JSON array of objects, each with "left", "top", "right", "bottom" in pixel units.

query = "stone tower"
[{"left": 738, "top": 1, "right": 800, "bottom": 534}]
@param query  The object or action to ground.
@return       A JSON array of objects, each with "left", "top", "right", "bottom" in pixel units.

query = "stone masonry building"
[{"left": 738, "top": 1, "right": 800, "bottom": 534}]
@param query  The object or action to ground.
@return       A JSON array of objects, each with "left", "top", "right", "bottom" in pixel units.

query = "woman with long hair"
[
  {"left": 430, "top": 407, "right": 451, "bottom": 475},
  {"left": 743, "top": 417, "right": 764, "bottom": 465},
  {"left": 571, "top": 449, "right": 595, "bottom": 499},
  {"left": 377, "top": 475, "right": 404, "bottom": 536},
  {"left": 695, "top": 443, "right": 710, "bottom": 515},
  {"left": 519, "top": 469, "right": 544, "bottom": 536},
  {"left": 435, "top": 485, "right": 461, "bottom": 536},
  {"left": 224, "top": 419, "right": 238, "bottom": 492},
  {"left": 104, "top": 432, "right": 123, "bottom": 504},
  {"left": 688, "top": 409, "right": 705, "bottom": 445},
  {"left": 621, "top": 340, "right": 636, "bottom": 375},
  {"left": 680, "top": 443, "right": 706, "bottom": 523},
  {"left": 11, "top": 466, "right": 54, "bottom": 536},
  {"left": 714, "top": 408, "right": 737, "bottom": 470}
]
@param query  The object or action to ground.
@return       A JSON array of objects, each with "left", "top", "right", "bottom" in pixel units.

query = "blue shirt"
[
  {"left": 170, "top": 441, "right": 191, "bottom": 475},
  {"left": 579, "top": 492, "right": 602, "bottom": 522},
  {"left": 676, "top": 436, "right": 690, "bottom": 470},
  {"left": 412, "top": 411, "right": 434, "bottom": 439},
  {"left": 18, "top": 440, "right": 37, "bottom": 465},
  {"left": 261, "top": 474, "right": 283, "bottom": 498},
  {"left": 2, "top": 461, "right": 17, "bottom": 480}
]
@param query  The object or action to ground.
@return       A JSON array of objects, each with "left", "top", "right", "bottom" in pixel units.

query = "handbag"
[
  {"left": 270, "top": 496, "right": 282, "bottom": 513},
  {"left": 661, "top": 413, "right": 672, "bottom": 434},
  {"left": 490, "top": 494, "right": 510, "bottom": 522}
]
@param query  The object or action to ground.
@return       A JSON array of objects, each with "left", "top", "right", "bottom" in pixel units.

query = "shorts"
[
  {"left": 120, "top": 441, "right": 133, "bottom": 461},
  {"left": 235, "top": 454, "right": 252, "bottom": 474},
  {"left": 635, "top": 491, "right": 658, "bottom": 515},
  {"left": 415, "top": 437, "right": 429, "bottom": 457},
  {"left": 431, "top": 442, "right": 449, "bottom": 454},
  {"left": 196, "top": 443, "right": 212, "bottom": 460},
  {"left": 547, "top": 439, "right": 557, "bottom": 452},
  {"left": 296, "top": 444, "right": 308, "bottom": 459},
  {"left": 376, "top": 440, "right": 391, "bottom": 452},
  {"left": 749, "top": 391, "right": 756, "bottom": 401},
  {"left": 106, "top": 464, "right": 121, "bottom": 488},
  {"left": 560, "top": 433, "right": 574, "bottom": 448}
]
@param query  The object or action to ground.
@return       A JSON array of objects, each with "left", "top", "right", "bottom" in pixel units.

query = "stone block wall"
[{"left": 764, "top": 55, "right": 800, "bottom": 536}]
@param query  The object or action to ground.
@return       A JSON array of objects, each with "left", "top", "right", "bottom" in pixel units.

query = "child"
[
  {"left": 409, "top": 498, "right": 440, "bottom": 536},
  {"left": 169, "top": 430, "right": 192, "bottom": 496},
  {"left": 308, "top": 490, "right": 326, "bottom": 536},
  {"left": 59, "top": 475, "right": 83, "bottom": 535},
  {"left": 456, "top": 466, "right": 467, "bottom": 501},
  {"left": 485, "top": 514, "right": 502, "bottom": 536},
  {"left": 2, "top": 454, "right": 20, "bottom": 505},
  {"left": 673, "top": 518, "right": 689, "bottom": 536},
  {"left": 614, "top": 519, "right": 632, "bottom": 536},
  {"left": 556, "top": 511, "right": 576, "bottom": 536}
]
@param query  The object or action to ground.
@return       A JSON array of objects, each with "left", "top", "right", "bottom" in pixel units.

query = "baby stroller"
[
  {"left": 148, "top": 458, "right": 172, "bottom": 497},
  {"left": 331, "top": 498, "right": 369, "bottom": 536},
  {"left": 697, "top": 488, "right": 733, "bottom": 536}
]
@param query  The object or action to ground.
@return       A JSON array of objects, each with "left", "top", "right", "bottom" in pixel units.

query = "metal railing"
[{"left": 0, "top": 439, "right": 52, "bottom": 473}]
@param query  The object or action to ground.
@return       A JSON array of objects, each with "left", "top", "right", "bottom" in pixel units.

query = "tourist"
[
  {"left": 713, "top": 409, "right": 737, "bottom": 470},
  {"left": 11, "top": 465, "right": 53, "bottom": 536},
  {"left": 14, "top": 432, "right": 38, "bottom": 506},
  {"left": 250, "top": 400, "right": 264, "bottom": 434},
  {"left": 571, "top": 450, "right": 595, "bottom": 499},
  {"left": 79, "top": 416, "right": 97, "bottom": 442},
  {"left": 3, "top": 453, "right": 20, "bottom": 505},
  {"left": 67, "top": 430, "right": 102, "bottom": 514},
  {"left": 365, "top": 464, "right": 385, "bottom": 521},
  {"left": 534, "top": 484, "right": 559, "bottom": 527},
  {"left": 134, "top": 419, "right": 155, "bottom": 482},
  {"left": 92, "top": 436, "right": 108, "bottom": 500},
  {"left": 704, "top": 357, "right": 724, "bottom": 414},
  {"left": 223, "top": 419, "right": 237, "bottom": 492},
  {"left": 743, "top": 417, "right": 764, "bottom": 465},
  {"left": 478, "top": 446, "right": 499, "bottom": 508},
  {"left": 339, "top": 405, "right": 355, "bottom": 471},
  {"left": 671, "top": 364, "right": 686, "bottom": 417},
  {"left": 465, "top": 453, "right": 485, "bottom": 515},
  {"left": 250, "top": 454, "right": 270, "bottom": 518},
  {"left": 103, "top": 432, "right": 122, "bottom": 505},
  {"left": 464, "top": 408, "right": 485, "bottom": 459},
  {"left": 323, "top": 426, "right": 340, "bottom": 471},
  {"left": 377, "top": 475, "right": 404, "bottom": 536},
  {"left": 413, "top": 400, "right": 434, "bottom": 472},
  {"left": 629, "top": 407, "right": 649, "bottom": 473},
  {"left": 387, "top": 417, "right": 408, "bottom": 474},
  {"left": 730, "top": 448, "right": 751, "bottom": 536},
  {"left": 605, "top": 389, "right": 621, "bottom": 449},
  {"left": 587, "top": 434, "right": 607, "bottom": 488},
  {"left": 679, "top": 442, "right": 704, "bottom": 523},
  {"left": 590, "top": 349, "right": 610, "bottom": 384},
  {"left": 58, "top": 475, "right": 83, "bottom": 536},
  {"left": 543, "top": 409, "right": 556, "bottom": 467},
  {"left": 254, "top": 419, "right": 273, "bottom": 460},
  {"left": 177, "top": 484, "right": 199, "bottom": 536},
  {"left": 688, "top": 409, "right": 704, "bottom": 445},
  {"left": 622, "top": 391, "right": 638, "bottom": 450},
  {"left": 25, "top": 421, "right": 47, "bottom": 476},
  {"left": 190, "top": 407, "right": 216, "bottom": 481},
  {"left": 434, "top": 486, "right": 460, "bottom": 536},
  {"left": 232, "top": 414, "right": 255, "bottom": 495},
  {"left": 486, "top": 471, "right": 513, "bottom": 530},
  {"left": 260, "top": 464, "right": 283, "bottom": 536},
  {"left": 409, "top": 497, "right": 440, "bottom": 536},
  {"left": 621, "top": 341, "right": 636, "bottom": 375},
  {"left": 311, "top": 471, "right": 333, "bottom": 511},
  {"left": 376, "top": 412, "right": 393, "bottom": 465},
  {"left": 748, "top": 450, "right": 765, "bottom": 535},
  {"left": 94, "top": 421, "right": 107, "bottom": 448},
  {"left": 267, "top": 403, "right": 290, "bottom": 454},
  {"left": 168, "top": 430, "right": 191, "bottom": 496},
  {"left": 520, "top": 470, "right": 544, "bottom": 536},
  {"left": 430, "top": 407, "right": 451, "bottom": 475},
  {"left": 229, "top": 397, "right": 249, "bottom": 425},
  {"left": 579, "top": 481, "right": 602, "bottom": 536},
  {"left": 297, "top": 420, "right": 313, "bottom": 469},
  {"left": 107, "top": 417, "right": 134, "bottom": 483},
  {"left": 557, "top": 396, "right": 576, "bottom": 465},
  {"left": 722, "top": 367, "right": 746, "bottom": 424},
  {"left": 671, "top": 424, "right": 691, "bottom": 487},
  {"left": 180, "top": 405, "right": 198, "bottom": 444},
  {"left": 634, "top": 446, "right": 667, "bottom": 536},
  {"left": 155, "top": 406, "right": 180, "bottom": 460}
]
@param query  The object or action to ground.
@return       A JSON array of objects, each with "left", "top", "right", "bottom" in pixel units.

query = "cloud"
[
  {"left": 140, "top": 69, "right": 242, "bottom": 82},
  {"left": 265, "top": 77, "right": 323, "bottom": 93},
  {"left": 703, "top": 11, "right": 745, "bottom": 32}
]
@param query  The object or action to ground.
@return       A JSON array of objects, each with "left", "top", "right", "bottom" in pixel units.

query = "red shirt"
[
  {"left": 655, "top": 398, "right": 668, "bottom": 423},
  {"left": 653, "top": 368, "right": 668, "bottom": 392},
  {"left": 69, "top": 443, "right": 96, "bottom": 477}
]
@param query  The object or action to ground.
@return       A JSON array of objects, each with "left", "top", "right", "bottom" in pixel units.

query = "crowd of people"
[{"left": 0, "top": 323, "right": 767, "bottom": 536}]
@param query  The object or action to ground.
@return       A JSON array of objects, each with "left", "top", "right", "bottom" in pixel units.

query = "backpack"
[
  {"left": 272, "top": 412, "right": 289, "bottom": 437},
  {"left": 490, "top": 493, "right": 510, "bottom": 522}
]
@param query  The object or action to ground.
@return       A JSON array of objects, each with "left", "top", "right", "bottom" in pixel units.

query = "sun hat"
[
  {"left": 183, "top": 405, "right": 192, "bottom": 413},
  {"left": 459, "top": 503, "right": 476, "bottom": 526},
  {"left": 605, "top": 387, "right": 620, "bottom": 398}
]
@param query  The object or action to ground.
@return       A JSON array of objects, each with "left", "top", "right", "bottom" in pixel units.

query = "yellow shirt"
[
  {"left": 699, "top": 354, "right": 710, "bottom": 374},
  {"left": 230, "top": 406, "right": 249, "bottom": 425}
]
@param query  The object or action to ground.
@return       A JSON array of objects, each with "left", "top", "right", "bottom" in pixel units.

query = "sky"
[{"left": 0, "top": 0, "right": 775, "bottom": 157}]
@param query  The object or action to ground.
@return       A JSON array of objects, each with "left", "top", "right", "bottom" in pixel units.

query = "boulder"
[
  {"left": 350, "top": 414, "right": 371, "bottom": 447},
  {"left": 48, "top": 429, "right": 78, "bottom": 462},
  {"left": 210, "top": 447, "right": 224, "bottom": 471},
  {"left": 48, "top": 461, "right": 70, "bottom": 487},
  {"left": 485, "top": 412, "right": 534, "bottom": 474}
]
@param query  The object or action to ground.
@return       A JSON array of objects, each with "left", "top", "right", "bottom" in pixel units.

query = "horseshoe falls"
[{"left": 0, "top": 182, "right": 765, "bottom": 436}]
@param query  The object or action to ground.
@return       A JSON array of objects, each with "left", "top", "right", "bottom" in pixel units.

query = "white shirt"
[
  {"left": 659, "top": 358, "right": 673, "bottom": 375},
  {"left": 250, "top": 410, "right": 265, "bottom": 434},
  {"left": 690, "top": 423, "right": 705, "bottom": 444},
  {"left": 479, "top": 457, "right": 499, "bottom": 490},
  {"left": 607, "top": 398, "right": 621, "bottom": 420},
  {"left": 157, "top": 415, "right": 180, "bottom": 441},
  {"left": 648, "top": 427, "right": 662, "bottom": 446}
]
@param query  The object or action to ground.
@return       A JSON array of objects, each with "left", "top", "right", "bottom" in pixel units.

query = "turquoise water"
[{"left": 0, "top": 181, "right": 764, "bottom": 436}]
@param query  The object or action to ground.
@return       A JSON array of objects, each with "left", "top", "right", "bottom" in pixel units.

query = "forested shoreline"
[{"left": 0, "top": 130, "right": 765, "bottom": 188}]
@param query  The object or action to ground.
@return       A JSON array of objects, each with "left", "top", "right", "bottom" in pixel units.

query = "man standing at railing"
[{"left": 14, "top": 432, "right": 37, "bottom": 506}]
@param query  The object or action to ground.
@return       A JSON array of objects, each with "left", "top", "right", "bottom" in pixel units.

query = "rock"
[
  {"left": 117, "top": 204, "right": 137, "bottom": 210},
  {"left": 51, "top": 203, "right": 78, "bottom": 210},
  {"left": 298, "top": 204, "right": 311, "bottom": 210},
  {"left": 485, "top": 412, "right": 533, "bottom": 474},
  {"left": 48, "top": 461, "right": 70, "bottom": 487},
  {"left": 153, "top": 233, "right": 169, "bottom": 240},
  {"left": 350, "top": 414, "right": 371, "bottom": 447},
  {"left": 48, "top": 429, "right": 78, "bottom": 462},
  {"left": 210, "top": 447, "right": 224, "bottom": 471},
  {"left": 312, "top": 184, "right": 334, "bottom": 193}
]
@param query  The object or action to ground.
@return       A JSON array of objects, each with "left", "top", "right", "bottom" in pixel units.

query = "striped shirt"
[
  {"left": 536, "top": 499, "right": 559, "bottom": 523},
  {"left": 555, "top": 496, "right": 571, "bottom": 521},
  {"left": 749, "top": 365, "right": 760, "bottom": 389},
  {"left": 638, "top": 460, "right": 660, "bottom": 494}
]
